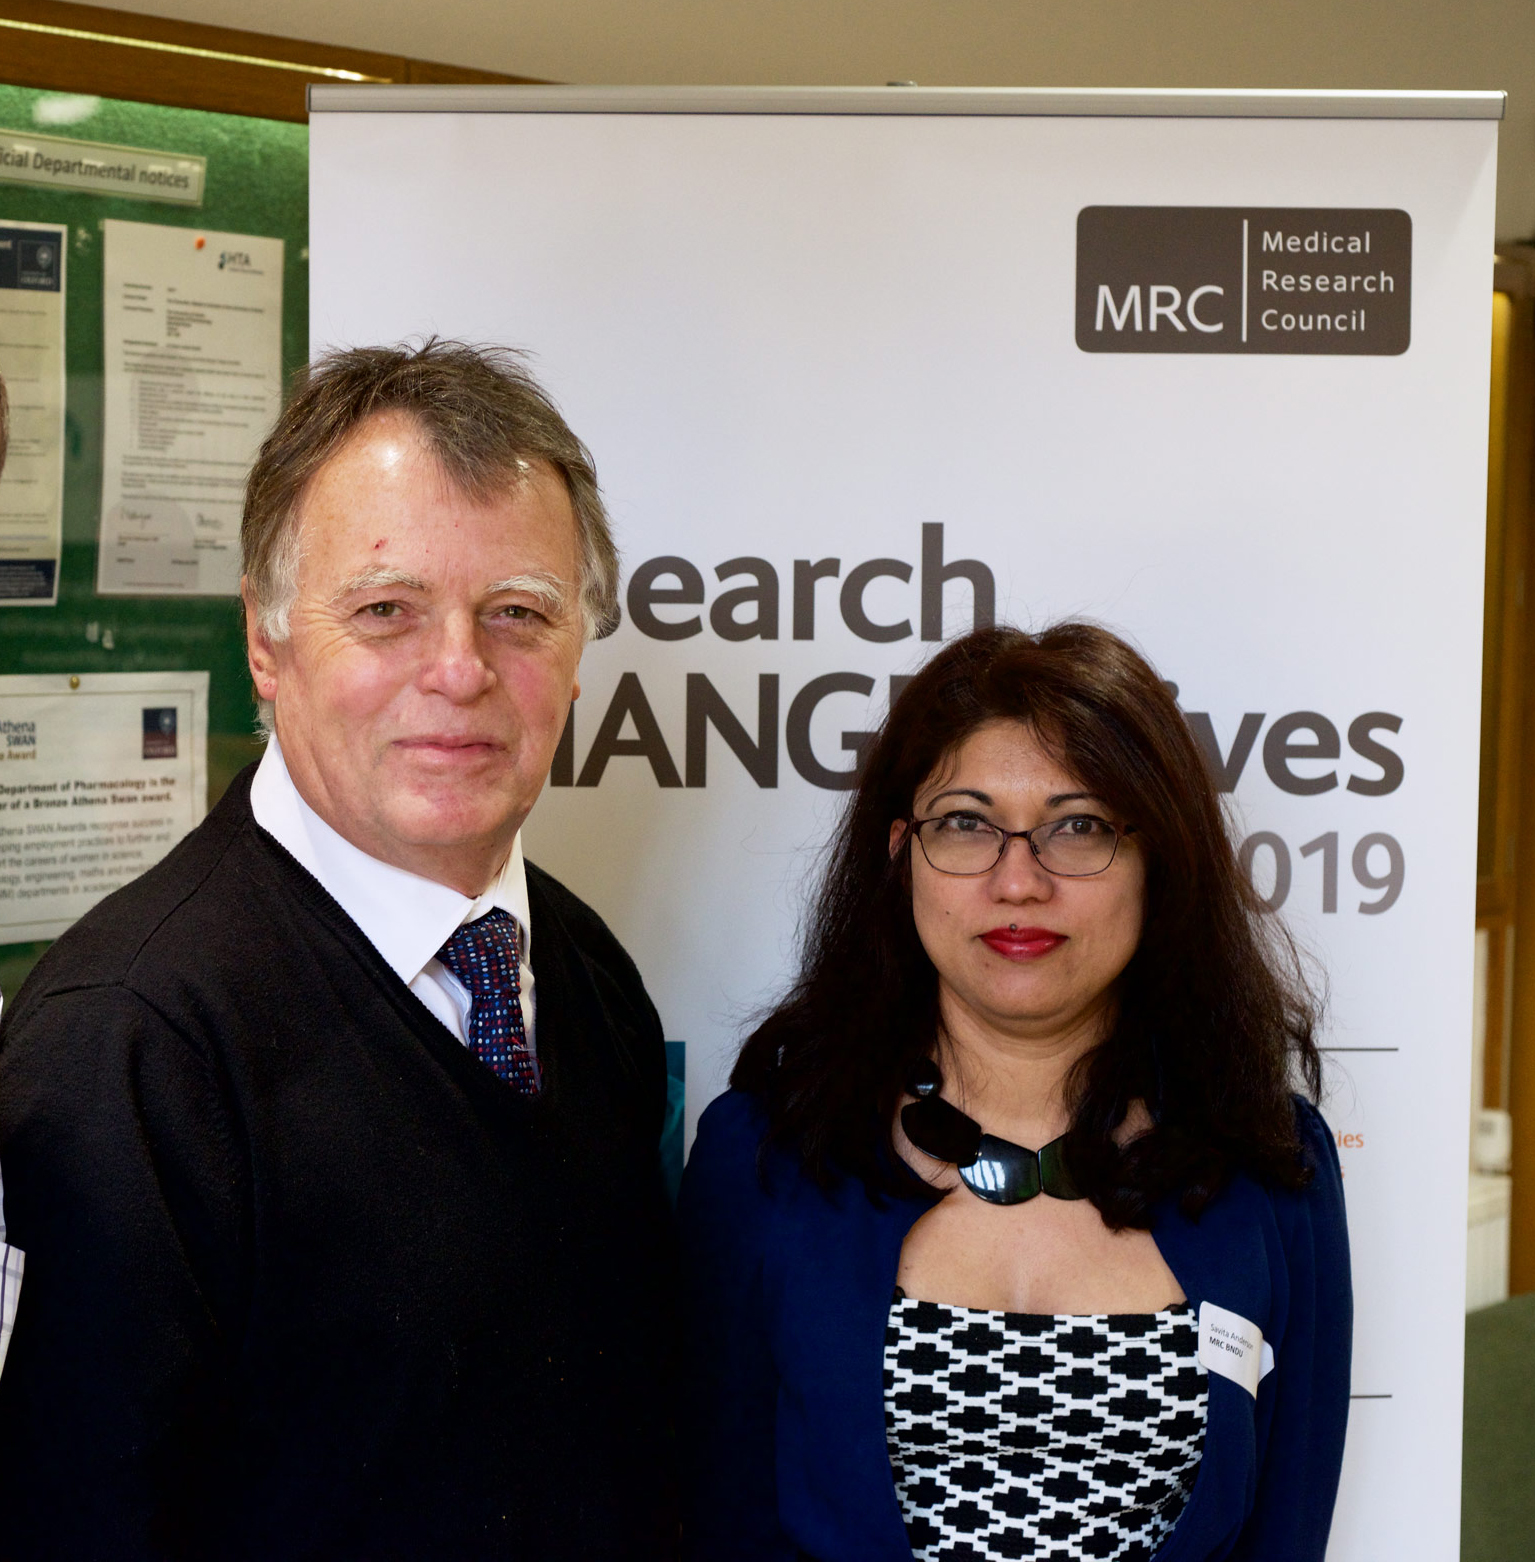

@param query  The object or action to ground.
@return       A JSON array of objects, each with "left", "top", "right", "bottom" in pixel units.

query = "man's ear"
[{"left": 242, "top": 578, "right": 280, "bottom": 705}]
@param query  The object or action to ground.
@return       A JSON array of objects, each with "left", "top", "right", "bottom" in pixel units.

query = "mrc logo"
[
  {"left": 1093, "top": 280, "right": 1227, "bottom": 335},
  {"left": 1075, "top": 206, "right": 1411, "bottom": 356}
]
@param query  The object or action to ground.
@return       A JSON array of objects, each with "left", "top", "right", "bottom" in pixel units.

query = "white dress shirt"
[{"left": 248, "top": 738, "right": 535, "bottom": 1052}]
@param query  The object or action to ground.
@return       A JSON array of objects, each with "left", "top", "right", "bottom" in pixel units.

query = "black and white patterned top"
[{"left": 884, "top": 1292, "right": 1207, "bottom": 1562}]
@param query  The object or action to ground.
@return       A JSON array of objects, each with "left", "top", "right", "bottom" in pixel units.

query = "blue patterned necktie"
[{"left": 435, "top": 908, "right": 539, "bottom": 1094}]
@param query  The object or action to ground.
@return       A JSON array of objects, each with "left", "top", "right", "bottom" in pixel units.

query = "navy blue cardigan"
[{"left": 680, "top": 1090, "right": 1351, "bottom": 1562}]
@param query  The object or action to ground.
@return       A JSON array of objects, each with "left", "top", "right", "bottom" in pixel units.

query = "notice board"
[{"left": 0, "top": 84, "right": 306, "bottom": 1004}]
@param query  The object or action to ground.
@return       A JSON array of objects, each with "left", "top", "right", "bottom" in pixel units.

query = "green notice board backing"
[{"left": 0, "top": 85, "right": 307, "bottom": 1004}]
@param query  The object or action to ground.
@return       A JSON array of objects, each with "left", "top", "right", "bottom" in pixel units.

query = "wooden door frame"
[
  {"left": 0, "top": 0, "right": 544, "bottom": 122},
  {"left": 1492, "top": 245, "right": 1535, "bottom": 1292}
]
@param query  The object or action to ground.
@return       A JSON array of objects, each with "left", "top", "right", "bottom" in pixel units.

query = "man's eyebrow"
[
  {"left": 329, "top": 566, "right": 427, "bottom": 603},
  {"left": 327, "top": 568, "right": 572, "bottom": 615},
  {"left": 485, "top": 573, "right": 570, "bottom": 615}
]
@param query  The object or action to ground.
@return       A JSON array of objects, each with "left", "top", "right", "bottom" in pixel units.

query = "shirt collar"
[{"left": 248, "top": 737, "right": 531, "bottom": 988}]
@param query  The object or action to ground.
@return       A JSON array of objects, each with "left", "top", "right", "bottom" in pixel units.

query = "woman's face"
[{"left": 895, "top": 719, "right": 1146, "bottom": 1047}]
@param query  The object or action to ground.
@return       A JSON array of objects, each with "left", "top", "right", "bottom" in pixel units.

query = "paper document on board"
[
  {"left": 97, "top": 219, "right": 282, "bottom": 596},
  {"left": 0, "top": 220, "right": 66, "bottom": 606},
  {"left": 0, "top": 670, "right": 208, "bottom": 943}
]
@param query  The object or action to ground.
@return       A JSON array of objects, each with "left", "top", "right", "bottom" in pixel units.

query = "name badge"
[{"left": 1198, "top": 1300, "right": 1275, "bottom": 1398}]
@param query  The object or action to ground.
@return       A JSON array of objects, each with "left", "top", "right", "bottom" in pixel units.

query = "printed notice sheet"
[
  {"left": 0, "top": 671, "right": 208, "bottom": 943},
  {"left": 0, "top": 221, "right": 65, "bottom": 606},
  {"left": 98, "top": 219, "right": 282, "bottom": 596}
]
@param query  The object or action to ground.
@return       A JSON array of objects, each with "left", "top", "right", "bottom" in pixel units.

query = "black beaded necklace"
[{"left": 901, "top": 1057, "right": 1083, "bottom": 1205}]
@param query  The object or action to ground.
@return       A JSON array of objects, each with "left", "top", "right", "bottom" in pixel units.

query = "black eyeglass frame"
[{"left": 906, "top": 814, "right": 1139, "bottom": 878}]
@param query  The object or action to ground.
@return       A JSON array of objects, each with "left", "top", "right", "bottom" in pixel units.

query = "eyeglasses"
[{"left": 908, "top": 812, "right": 1137, "bottom": 878}]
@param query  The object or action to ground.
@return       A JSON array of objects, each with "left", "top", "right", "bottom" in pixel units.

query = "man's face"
[{"left": 245, "top": 410, "right": 584, "bottom": 894}]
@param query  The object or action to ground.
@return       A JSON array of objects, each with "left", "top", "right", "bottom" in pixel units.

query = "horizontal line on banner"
[
  {"left": 1350, "top": 1394, "right": 1394, "bottom": 1400},
  {"left": 306, "top": 84, "right": 1506, "bottom": 120},
  {"left": 1320, "top": 1047, "right": 1401, "bottom": 1053}
]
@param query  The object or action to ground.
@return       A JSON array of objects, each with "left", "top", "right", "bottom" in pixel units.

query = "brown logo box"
[{"left": 1076, "top": 206, "right": 1411, "bottom": 355}]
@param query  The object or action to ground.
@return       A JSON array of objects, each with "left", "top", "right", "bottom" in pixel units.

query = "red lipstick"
[{"left": 980, "top": 926, "right": 1067, "bottom": 959}]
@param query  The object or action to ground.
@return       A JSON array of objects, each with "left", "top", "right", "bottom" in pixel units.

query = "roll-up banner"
[{"left": 308, "top": 85, "right": 1501, "bottom": 1559}]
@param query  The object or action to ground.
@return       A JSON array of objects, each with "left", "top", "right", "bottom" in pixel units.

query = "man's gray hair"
[{"left": 242, "top": 339, "right": 620, "bottom": 645}]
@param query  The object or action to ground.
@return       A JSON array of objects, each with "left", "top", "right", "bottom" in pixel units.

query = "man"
[{"left": 0, "top": 342, "right": 677, "bottom": 1558}]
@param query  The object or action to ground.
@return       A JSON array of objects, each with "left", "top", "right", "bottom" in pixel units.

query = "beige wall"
[{"left": 98, "top": 0, "right": 1532, "bottom": 240}]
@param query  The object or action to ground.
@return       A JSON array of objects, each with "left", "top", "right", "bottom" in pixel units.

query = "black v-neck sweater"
[{"left": 0, "top": 767, "right": 678, "bottom": 1560}]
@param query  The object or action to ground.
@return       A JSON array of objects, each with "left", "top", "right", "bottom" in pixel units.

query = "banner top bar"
[{"left": 306, "top": 84, "right": 1506, "bottom": 120}]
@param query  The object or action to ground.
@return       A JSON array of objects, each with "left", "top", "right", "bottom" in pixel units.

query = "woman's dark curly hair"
[{"left": 732, "top": 621, "right": 1323, "bottom": 1226}]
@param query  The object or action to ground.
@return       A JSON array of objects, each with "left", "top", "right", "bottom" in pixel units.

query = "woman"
[{"left": 680, "top": 622, "right": 1351, "bottom": 1562}]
